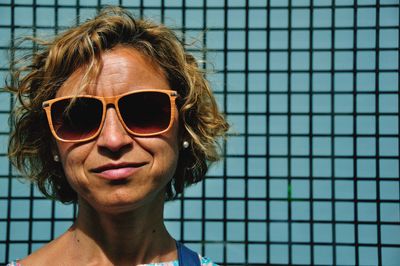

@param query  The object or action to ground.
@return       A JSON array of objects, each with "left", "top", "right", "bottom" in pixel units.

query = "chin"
[{"left": 84, "top": 186, "right": 166, "bottom": 215}]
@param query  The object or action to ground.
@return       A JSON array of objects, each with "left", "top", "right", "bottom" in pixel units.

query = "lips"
[{"left": 91, "top": 162, "right": 147, "bottom": 180}]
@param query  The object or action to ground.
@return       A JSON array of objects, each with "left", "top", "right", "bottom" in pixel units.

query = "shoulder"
[
  {"left": 8, "top": 231, "right": 71, "bottom": 265},
  {"left": 7, "top": 262, "right": 22, "bottom": 266},
  {"left": 199, "top": 255, "right": 219, "bottom": 266},
  {"left": 178, "top": 242, "right": 218, "bottom": 266}
]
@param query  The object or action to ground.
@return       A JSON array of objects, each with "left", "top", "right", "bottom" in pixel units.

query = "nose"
[{"left": 96, "top": 108, "right": 133, "bottom": 153}]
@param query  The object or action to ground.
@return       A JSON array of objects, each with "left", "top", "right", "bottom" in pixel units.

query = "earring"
[
  {"left": 182, "top": 141, "right": 189, "bottom": 149},
  {"left": 53, "top": 155, "right": 60, "bottom": 162}
]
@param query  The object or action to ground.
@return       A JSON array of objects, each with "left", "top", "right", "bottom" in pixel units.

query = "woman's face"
[{"left": 55, "top": 47, "right": 180, "bottom": 214}]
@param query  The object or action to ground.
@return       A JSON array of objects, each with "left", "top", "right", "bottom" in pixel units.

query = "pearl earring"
[
  {"left": 182, "top": 141, "right": 189, "bottom": 149},
  {"left": 53, "top": 155, "right": 60, "bottom": 162}
]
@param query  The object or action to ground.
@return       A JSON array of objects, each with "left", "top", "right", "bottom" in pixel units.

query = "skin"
[{"left": 20, "top": 47, "right": 181, "bottom": 265}]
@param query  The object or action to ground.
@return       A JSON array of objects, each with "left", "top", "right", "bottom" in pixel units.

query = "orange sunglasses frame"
[{"left": 42, "top": 89, "right": 178, "bottom": 143}]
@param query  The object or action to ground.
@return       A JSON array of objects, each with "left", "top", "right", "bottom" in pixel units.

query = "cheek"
[
  {"left": 163, "top": 116, "right": 180, "bottom": 167},
  {"left": 157, "top": 141, "right": 179, "bottom": 176},
  {"left": 140, "top": 124, "right": 180, "bottom": 182},
  {"left": 148, "top": 136, "right": 180, "bottom": 179},
  {"left": 56, "top": 142, "right": 92, "bottom": 185}
]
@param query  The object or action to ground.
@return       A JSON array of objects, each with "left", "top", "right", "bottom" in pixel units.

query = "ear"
[
  {"left": 178, "top": 126, "right": 191, "bottom": 151},
  {"left": 182, "top": 140, "right": 189, "bottom": 149},
  {"left": 50, "top": 140, "right": 60, "bottom": 162}
]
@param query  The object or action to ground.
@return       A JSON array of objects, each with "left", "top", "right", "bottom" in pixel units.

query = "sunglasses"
[{"left": 43, "top": 89, "right": 178, "bottom": 143}]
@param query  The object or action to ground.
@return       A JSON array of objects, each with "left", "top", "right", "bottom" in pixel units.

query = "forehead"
[{"left": 56, "top": 47, "right": 170, "bottom": 97}]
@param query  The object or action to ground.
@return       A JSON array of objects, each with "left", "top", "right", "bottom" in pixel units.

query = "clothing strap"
[{"left": 176, "top": 241, "right": 201, "bottom": 266}]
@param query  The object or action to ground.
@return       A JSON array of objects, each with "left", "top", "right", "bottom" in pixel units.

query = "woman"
[{"left": 7, "top": 6, "right": 228, "bottom": 266}]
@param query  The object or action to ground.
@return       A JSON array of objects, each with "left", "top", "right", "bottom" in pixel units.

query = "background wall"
[{"left": 0, "top": 0, "right": 399, "bottom": 265}]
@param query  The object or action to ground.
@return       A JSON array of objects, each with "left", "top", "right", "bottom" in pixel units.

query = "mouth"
[{"left": 91, "top": 162, "right": 147, "bottom": 180}]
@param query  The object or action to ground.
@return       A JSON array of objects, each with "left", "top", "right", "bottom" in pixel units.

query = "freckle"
[{"left": 152, "top": 229, "right": 156, "bottom": 233}]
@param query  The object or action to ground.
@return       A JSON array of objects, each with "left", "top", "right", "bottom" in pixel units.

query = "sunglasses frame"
[{"left": 42, "top": 89, "right": 178, "bottom": 143}]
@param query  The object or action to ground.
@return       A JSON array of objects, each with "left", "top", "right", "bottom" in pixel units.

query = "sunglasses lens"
[
  {"left": 119, "top": 91, "right": 171, "bottom": 134},
  {"left": 51, "top": 98, "right": 103, "bottom": 141}
]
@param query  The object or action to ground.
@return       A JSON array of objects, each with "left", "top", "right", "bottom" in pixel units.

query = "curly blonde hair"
[{"left": 7, "top": 6, "right": 228, "bottom": 203}]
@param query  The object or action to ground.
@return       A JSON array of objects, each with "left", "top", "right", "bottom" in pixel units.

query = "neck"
[{"left": 67, "top": 192, "right": 177, "bottom": 265}]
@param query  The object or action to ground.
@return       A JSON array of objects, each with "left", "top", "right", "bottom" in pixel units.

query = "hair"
[{"left": 7, "top": 6, "right": 229, "bottom": 203}]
